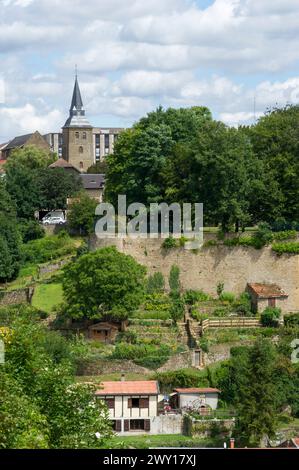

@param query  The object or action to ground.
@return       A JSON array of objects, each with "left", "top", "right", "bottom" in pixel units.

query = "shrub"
[
  {"left": 134, "top": 355, "right": 169, "bottom": 369},
  {"left": 162, "top": 237, "right": 177, "bottom": 249},
  {"left": 261, "top": 307, "right": 281, "bottom": 327},
  {"left": 217, "top": 282, "right": 224, "bottom": 297},
  {"left": 199, "top": 337, "right": 210, "bottom": 353},
  {"left": 273, "top": 230, "right": 297, "bottom": 241},
  {"left": 284, "top": 313, "right": 299, "bottom": 327},
  {"left": 115, "top": 331, "right": 137, "bottom": 344},
  {"left": 233, "top": 293, "right": 252, "bottom": 316},
  {"left": 219, "top": 292, "right": 235, "bottom": 303},
  {"left": 170, "top": 297, "right": 185, "bottom": 323},
  {"left": 254, "top": 222, "right": 274, "bottom": 246},
  {"left": 191, "top": 310, "right": 209, "bottom": 322},
  {"left": 223, "top": 237, "right": 239, "bottom": 247},
  {"left": 21, "top": 234, "right": 76, "bottom": 264},
  {"left": 147, "top": 272, "right": 165, "bottom": 294},
  {"left": 213, "top": 306, "right": 230, "bottom": 317},
  {"left": 169, "top": 265, "right": 180, "bottom": 292},
  {"left": 272, "top": 242, "right": 299, "bottom": 255},
  {"left": 184, "top": 289, "right": 210, "bottom": 304},
  {"left": 153, "top": 368, "right": 209, "bottom": 391},
  {"left": 18, "top": 219, "right": 45, "bottom": 243}
]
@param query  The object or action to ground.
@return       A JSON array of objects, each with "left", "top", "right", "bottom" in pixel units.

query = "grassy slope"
[{"left": 32, "top": 283, "right": 63, "bottom": 313}]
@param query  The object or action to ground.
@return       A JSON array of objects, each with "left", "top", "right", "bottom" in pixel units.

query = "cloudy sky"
[{"left": 0, "top": 0, "right": 299, "bottom": 142}]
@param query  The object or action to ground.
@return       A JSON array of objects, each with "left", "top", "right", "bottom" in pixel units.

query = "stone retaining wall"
[{"left": 0, "top": 287, "right": 34, "bottom": 306}]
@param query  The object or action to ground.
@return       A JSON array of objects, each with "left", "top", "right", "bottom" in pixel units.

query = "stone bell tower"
[{"left": 62, "top": 74, "right": 94, "bottom": 172}]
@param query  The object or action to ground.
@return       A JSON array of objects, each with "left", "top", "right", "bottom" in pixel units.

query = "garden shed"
[{"left": 246, "top": 283, "right": 288, "bottom": 314}]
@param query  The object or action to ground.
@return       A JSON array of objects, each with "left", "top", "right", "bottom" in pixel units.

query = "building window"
[
  {"left": 268, "top": 298, "right": 276, "bottom": 307},
  {"left": 105, "top": 134, "right": 109, "bottom": 149},
  {"left": 114, "top": 134, "right": 119, "bottom": 143},
  {"left": 129, "top": 420, "right": 145, "bottom": 431},
  {"left": 75, "top": 132, "right": 79, "bottom": 139},
  {"left": 83, "top": 132, "right": 87, "bottom": 139},
  {"left": 104, "top": 398, "right": 115, "bottom": 409},
  {"left": 79, "top": 161, "right": 83, "bottom": 169},
  {"left": 79, "top": 146, "right": 84, "bottom": 153}
]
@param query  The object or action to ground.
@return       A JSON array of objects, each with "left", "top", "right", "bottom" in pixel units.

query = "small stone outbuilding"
[
  {"left": 88, "top": 320, "right": 126, "bottom": 343},
  {"left": 247, "top": 283, "right": 288, "bottom": 314}
]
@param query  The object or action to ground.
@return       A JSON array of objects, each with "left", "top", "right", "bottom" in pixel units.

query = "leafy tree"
[
  {"left": 5, "top": 147, "right": 80, "bottom": 219},
  {"left": 38, "top": 168, "right": 82, "bottom": 211},
  {"left": 62, "top": 246, "right": 146, "bottom": 320},
  {"left": 0, "top": 307, "right": 113, "bottom": 449},
  {"left": 67, "top": 192, "right": 98, "bottom": 235},
  {"left": 5, "top": 146, "right": 54, "bottom": 219},
  {"left": 249, "top": 105, "right": 299, "bottom": 223},
  {"left": 0, "top": 370, "right": 49, "bottom": 449},
  {"left": 0, "top": 181, "right": 22, "bottom": 281},
  {"left": 87, "top": 161, "right": 107, "bottom": 174},
  {"left": 0, "top": 236, "right": 14, "bottom": 282},
  {"left": 105, "top": 106, "right": 212, "bottom": 207},
  {"left": 234, "top": 338, "right": 278, "bottom": 446}
]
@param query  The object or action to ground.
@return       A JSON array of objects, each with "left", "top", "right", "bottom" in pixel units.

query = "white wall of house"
[
  {"left": 178, "top": 392, "right": 219, "bottom": 410},
  {"left": 101, "top": 395, "right": 158, "bottom": 419}
]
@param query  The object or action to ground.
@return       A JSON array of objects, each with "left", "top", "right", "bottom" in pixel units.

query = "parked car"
[{"left": 42, "top": 216, "right": 66, "bottom": 225}]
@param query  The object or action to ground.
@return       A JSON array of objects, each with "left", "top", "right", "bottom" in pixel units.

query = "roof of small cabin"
[
  {"left": 80, "top": 173, "right": 105, "bottom": 189},
  {"left": 95, "top": 381, "right": 159, "bottom": 396},
  {"left": 247, "top": 283, "right": 288, "bottom": 299},
  {"left": 49, "top": 158, "right": 80, "bottom": 171},
  {"left": 174, "top": 388, "right": 220, "bottom": 394},
  {"left": 89, "top": 322, "right": 119, "bottom": 331}
]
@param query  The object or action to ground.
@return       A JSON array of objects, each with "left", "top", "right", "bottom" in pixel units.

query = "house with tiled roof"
[
  {"left": 247, "top": 282, "right": 288, "bottom": 314},
  {"left": 95, "top": 380, "right": 160, "bottom": 433}
]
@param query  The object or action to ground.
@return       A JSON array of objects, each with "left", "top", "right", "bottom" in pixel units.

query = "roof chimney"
[
  {"left": 121, "top": 373, "right": 125, "bottom": 382},
  {"left": 230, "top": 438, "right": 235, "bottom": 449}
]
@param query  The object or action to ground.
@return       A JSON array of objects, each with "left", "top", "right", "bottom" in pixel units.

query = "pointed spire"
[
  {"left": 63, "top": 73, "right": 92, "bottom": 128},
  {"left": 70, "top": 75, "right": 84, "bottom": 114}
]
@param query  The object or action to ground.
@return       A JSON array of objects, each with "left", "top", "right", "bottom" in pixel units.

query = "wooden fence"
[{"left": 201, "top": 317, "right": 261, "bottom": 332}]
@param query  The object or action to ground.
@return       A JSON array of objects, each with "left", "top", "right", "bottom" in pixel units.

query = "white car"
[{"left": 42, "top": 216, "right": 66, "bottom": 225}]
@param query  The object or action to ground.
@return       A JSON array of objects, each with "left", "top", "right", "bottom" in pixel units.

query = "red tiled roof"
[
  {"left": 95, "top": 380, "right": 159, "bottom": 396},
  {"left": 174, "top": 388, "right": 220, "bottom": 394},
  {"left": 49, "top": 158, "right": 79, "bottom": 170},
  {"left": 247, "top": 283, "right": 288, "bottom": 299}
]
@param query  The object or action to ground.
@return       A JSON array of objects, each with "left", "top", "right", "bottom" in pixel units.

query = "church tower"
[{"left": 62, "top": 75, "right": 94, "bottom": 172}]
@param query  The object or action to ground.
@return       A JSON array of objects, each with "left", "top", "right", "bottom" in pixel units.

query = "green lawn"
[
  {"left": 106, "top": 434, "right": 221, "bottom": 449},
  {"left": 32, "top": 282, "right": 63, "bottom": 313}
]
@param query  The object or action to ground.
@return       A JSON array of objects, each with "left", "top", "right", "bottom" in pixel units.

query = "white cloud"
[
  {"left": 0, "top": 104, "right": 63, "bottom": 138},
  {"left": 1, "top": 0, "right": 299, "bottom": 139}
]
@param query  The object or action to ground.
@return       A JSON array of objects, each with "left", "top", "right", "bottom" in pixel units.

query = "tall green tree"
[
  {"left": 0, "top": 180, "right": 22, "bottom": 281},
  {"left": 249, "top": 105, "right": 299, "bottom": 223},
  {"left": 62, "top": 246, "right": 146, "bottom": 320},
  {"left": 67, "top": 192, "right": 98, "bottom": 235},
  {"left": 5, "top": 146, "right": 54, "bottom": 219},
  {"left": 234, "top": 338, "right": 277, "bottom": 446}
]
